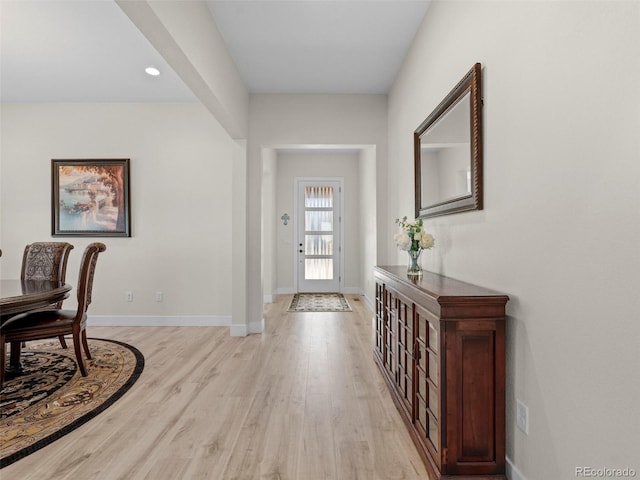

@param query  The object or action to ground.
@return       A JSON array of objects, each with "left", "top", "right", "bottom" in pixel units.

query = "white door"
[{"left": 296, "top": 179, "right": 342, "bottom": 293}]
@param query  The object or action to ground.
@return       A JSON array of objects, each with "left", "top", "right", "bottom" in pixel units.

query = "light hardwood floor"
[{"left": 3, "top": 295, "right": 428, "bottom": 480}]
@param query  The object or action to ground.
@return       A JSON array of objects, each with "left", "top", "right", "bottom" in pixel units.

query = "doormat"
[
  {"left": 1, "top": 338, "right": 144, "bottom": 468},
  {"left": 288, "top": 293, "right": 352, "bottom": 312}
]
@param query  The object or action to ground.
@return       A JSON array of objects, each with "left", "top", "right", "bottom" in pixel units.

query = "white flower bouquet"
[
  {"left": 394, "top": 216, "right": 435, "bottom": 252},
  {"left": 394, "top": 216, "right": 434, "bottom": 275}
]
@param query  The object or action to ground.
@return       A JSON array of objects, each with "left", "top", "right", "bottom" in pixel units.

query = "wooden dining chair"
[
  {"left": 21, "top": 242, "right": 74, "bottom": 307},
  {"left": 20, "top": 241, "right": 75, "bottom": 349},
  {"left": 2, "top": 243, "right": 107, "bottom": 384}
]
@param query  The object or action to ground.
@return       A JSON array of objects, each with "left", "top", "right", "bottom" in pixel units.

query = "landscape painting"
[{"left": 52, "top": 159, "right": 131, "bottom": 237}]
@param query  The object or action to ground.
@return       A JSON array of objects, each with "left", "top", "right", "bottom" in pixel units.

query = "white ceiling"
[
  {"left": 0, "top": 0, "right": 430, "bottom": 102},
  {"left": 0, "top": 1, "right": 197, "bottom": 102},
  {"left": 206, "top": 0, "right": 431, "bottom": 94}
]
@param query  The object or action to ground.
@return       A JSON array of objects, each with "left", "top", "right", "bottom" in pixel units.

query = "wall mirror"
[{"left": 415, "top": 63, "right": 483, "bottom": 218}]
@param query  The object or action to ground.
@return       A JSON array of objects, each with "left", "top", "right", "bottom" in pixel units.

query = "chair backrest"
[
  {"left": 21, "top": 242, "right": 74, "bottom": 282},
  {"left": 76, "top": 242, "right": 107, "bottom": 316}
]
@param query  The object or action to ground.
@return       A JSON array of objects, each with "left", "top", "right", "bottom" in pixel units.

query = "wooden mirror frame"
[{"left": 415, "top": 63, "right": 483, "bottom": 219}]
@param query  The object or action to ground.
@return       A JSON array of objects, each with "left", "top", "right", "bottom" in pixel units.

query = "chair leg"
[
  {"left": 1, "top": 335, "right": 5, "bottom": 387},
  {"left": 59, "top": 335, "right": 68, "bottom": 349},
  {"left": 73, "top": 332, "right": 87, "bottom": 377},
  {"left": 81, "top": 329, "right": 92, "bottom": 360}
]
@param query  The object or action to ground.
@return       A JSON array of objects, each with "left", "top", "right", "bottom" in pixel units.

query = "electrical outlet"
[
  {"left": 155, "top": 291, "right": 163, "bottom": 302},
  {"left": 126, "top": 291, "right": 133, "bottom": 302},
  {"left": 516, "top": 399, "right": 529, "bottom": 434}
]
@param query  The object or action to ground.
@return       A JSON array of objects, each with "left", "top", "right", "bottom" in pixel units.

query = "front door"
[{"left": 296, "top": 179, "right": 342, "bottom": 293}]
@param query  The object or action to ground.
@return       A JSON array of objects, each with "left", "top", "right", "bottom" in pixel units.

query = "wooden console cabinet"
[{"left": 374, "top": 266, "right": 509, "bottom": 480}]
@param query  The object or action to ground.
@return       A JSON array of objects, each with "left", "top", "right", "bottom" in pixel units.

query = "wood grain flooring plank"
[{"left": 2, "top": 295, "right": 429, "bottom": 480}]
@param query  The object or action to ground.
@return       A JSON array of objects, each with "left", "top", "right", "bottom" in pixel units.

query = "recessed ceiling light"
[{"left": 145, "top": 67, "right": 160, "bottom": 76}]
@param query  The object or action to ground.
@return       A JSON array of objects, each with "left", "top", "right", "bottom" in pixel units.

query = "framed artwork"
[{"left": 52, "top": 159, "right": 131, "bottom": 237}]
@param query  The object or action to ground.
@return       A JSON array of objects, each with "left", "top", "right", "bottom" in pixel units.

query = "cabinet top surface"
[{"left": 375, "top": 265, "right": 509, "bottom": 303}]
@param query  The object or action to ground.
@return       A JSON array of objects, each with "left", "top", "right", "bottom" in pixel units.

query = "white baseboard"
[
  {"left": 90, "top": 315, "right": 262, "bottom": 337},
  {"left": 229, "top": 324, "right": 248, "bottom": 336},
  {"left": 276, "top": 287, "right": 296, "bottom": 295},
  {"left": 264, "top": 294, "right": 275, "bottom": 303},
  {"left": 88, "top": 315, "right": 231, "bottom": 327},
  {"left": 506, "top": 456, "right": 526, "bottom": 480},
  {"left": 230, "top": 317, "right": 265, "bottom": 336},
  {"left": 249, "top": 317, "right": 265, "bottom": 334},
  {"left": 231, "top": 321, "right": 265, "bottom": 336}
]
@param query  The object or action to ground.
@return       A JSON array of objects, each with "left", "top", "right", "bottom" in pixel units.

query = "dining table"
[
  {"left": 1, "top": 279, "right": 72, "bottom": 319},
  {"left": 1, "top": 279, "right": 72, "bottom": 371}
]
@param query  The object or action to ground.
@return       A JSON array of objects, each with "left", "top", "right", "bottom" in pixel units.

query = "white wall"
[
  {"left": 116, "top": 0, "right": 251, "bottom": 333},
  {"left": 261, "top": 147, "right": 278, "bottom": 303},
  {"left": 359, "top": 146, "right": 377, "bottom": 304},
  {"left": 0, "top": 103, "right": 236, "bottom": 324},
  {"left": 274, "top": 152, "right": 360, "bottom": 294},
  {"left": 388, "top": 2, "right": 640, "bottom": 479},
  {"left": 248, "top": 94, "right": 387, "bottom": 314}
]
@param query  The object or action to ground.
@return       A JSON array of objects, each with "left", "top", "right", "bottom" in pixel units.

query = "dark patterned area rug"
[
  {"left": 288, "top": 293, "right": 352, "bottom": 312},
  {"left": 0, "top": 338, "right": 144, "bottom": 467}
]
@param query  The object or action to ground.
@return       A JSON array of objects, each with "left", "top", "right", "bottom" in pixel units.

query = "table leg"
[{"left": 10, "top": 341, "right": 22, "bottom": 368}]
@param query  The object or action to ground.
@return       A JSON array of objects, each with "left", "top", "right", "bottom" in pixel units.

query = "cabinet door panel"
[
  {"left": 415, "top": 303, "right": 442, "bottom": 467},
  {"left": 445, "top": 322, "right": 504, "bottom": 476},
  {"left": 428, "top": 322, "right": 439, "bottom": 353},
  {"left": 428, "top": 383, "right": 439, "bottom": 417},
  {"left": 374, "top": 282, "right": 385, "bottom": 358},
  {"left": 459, "top": 332, "right": 495, "bottom": 461},
  {"left": 390, "top": 287, "right": 414, "bottom": 413},
  {"left": 384, "top": 288, "right": 397, "bottom": 377}
]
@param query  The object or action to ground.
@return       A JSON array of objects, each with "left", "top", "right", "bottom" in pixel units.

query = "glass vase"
[{"left": 407, "top": 249, "right": 423, "bottom": 276}]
